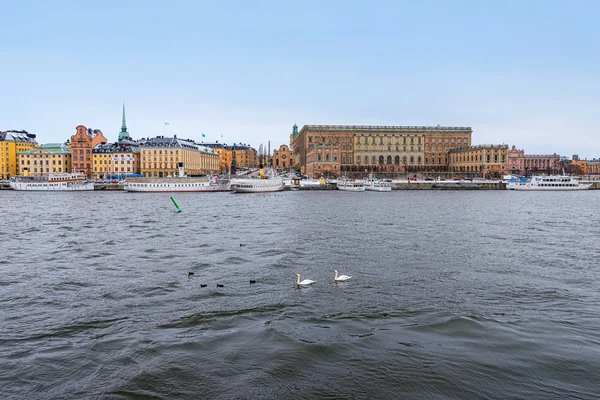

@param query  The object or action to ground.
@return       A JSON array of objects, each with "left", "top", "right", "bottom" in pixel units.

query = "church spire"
[
  {"left": 121, "top": 102, "right": 127, "bottom": 131},
  {"left": 118, "top": 101, "right": 131, "bottom": 142}
]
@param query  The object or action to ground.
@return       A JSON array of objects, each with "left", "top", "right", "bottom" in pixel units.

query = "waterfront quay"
[{"left": 3, "top": 180, "right": 600, "bottom": 191}]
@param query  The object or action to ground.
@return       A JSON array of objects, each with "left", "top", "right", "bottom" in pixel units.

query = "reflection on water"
[{"left": 1, "top": 190, "right": 599, "bottom": 399}]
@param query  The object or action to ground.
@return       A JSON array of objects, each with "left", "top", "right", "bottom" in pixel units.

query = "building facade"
[
  {"left": 449, "top": 144, "right": 509, "bottom": 177},
  {"left": 587, "top": 158, "right": 600, "bottom": 175},
  {"left": 305, "top": 143, "right": 341, "bottom": 178},
  {"left": 18, "top": 143, "right": 71, "bottom": 176},
  {"left": 93, "top": 142, "right": 140, "bottom": 180},
  {"left": 0, "top": 130, "right": 38, "bottom": 179},
  {"left": 506, "top": 145, "right": 560, "bottom": 175},
  {"left": 230, "top": 143, "right": 258, "bottom": 169},
  {"left": 291, "top": 124, "right": 472, "bottom": 178},
  {"left": 139, "top": 136, "right": 219, "bottom": 177},
  {"left": 271, "top": 144, "right": 293, "bottom": 171},
  {"left": 203, "top": 142, "right": 233, "bottom": 173},
  {"left": 70, "top": 125, "right": 108, "bottom": 178}
]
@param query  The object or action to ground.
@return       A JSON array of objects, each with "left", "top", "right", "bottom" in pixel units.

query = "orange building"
[
  {"left": 449, "top": 144, "right": 508, "bottom": 177},
  {"left": 272, "top": 144, "right": 293, "bottom": 171},
  {"left": 70, "top": 125, "right": 108, "bottom": 178}
]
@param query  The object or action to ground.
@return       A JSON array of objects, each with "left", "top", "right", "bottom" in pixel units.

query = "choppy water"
[{"left": 1, "top": 190, "right": 600, "bottom": 399}]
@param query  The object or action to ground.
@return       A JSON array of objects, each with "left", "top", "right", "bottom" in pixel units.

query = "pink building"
[{"left": 507, "top": 145, "right": 560, "bottom": 175}]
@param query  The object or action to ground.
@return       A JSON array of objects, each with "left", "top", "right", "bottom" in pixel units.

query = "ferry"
[
  {"left": 230, "top": 166, "right": 284, "bottom": 193},
  {"left": 9, "top": 172, "right": 94, "bottom": 191},
  {"left": 363, "top": 178, "right": 392, "bottom": 192},
  {"left": 230, "top": 177, "right": 284, "bottom": 193},
  {"left": 337, "top": 179, "right": 365, "bottom": 192},
  {"left": 506, "top": 175, "right": 591, "bottom": 191},
  {"left": 124, "top": 177, "right": 231, "bottom": 192}
]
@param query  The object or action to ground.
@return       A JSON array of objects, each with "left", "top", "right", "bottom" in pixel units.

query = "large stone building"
[
  {"left": 506, "top": 145, "right": 560, "bottom": 175},
  {"left": 448, "top": 144, "right": 509, "bottom": 177},
  {"left": 0, "top": 130, "right": 38, "bottom": 179},
  {"left": 70, "top": 125, "right": 108, "bottom": 178},
  {"left": 18, "top": 143, "right": 71, "bottom": 176},
  {"left": 139, "top": 136, "right": 219, "bottom": 177},
  {"left": 291, "top": 124, "right": 472, "bottom": 178},
  {"left": 587, "top": 158, "right": 600, "bottom": 175}
]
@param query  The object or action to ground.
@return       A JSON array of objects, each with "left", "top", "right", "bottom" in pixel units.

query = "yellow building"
[
  {"left": 93, "top": 142, "right": 141, "bottom": 180},
  {"left": 305, "top": 143, "right": 341, "bottom": 178},
  {"left": 1, "top": 130, "right": 38, "bottom": 179},
  {"left": 230, "top": 143, "right": 258, "bottom": 169},
  {"left": 449, "top": 144, "right": 508, "bottom": 177},
  {"left": 139, "top": 136, "right": 219, "bottom": 177},
  {"left": 18, "top": 143, "right": 71, "bottom": 176}
]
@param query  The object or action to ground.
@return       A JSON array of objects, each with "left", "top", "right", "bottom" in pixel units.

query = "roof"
[
  {"left": 300, "top": 125, "right": 472, "bottom": 133},
  {"left": 0, "top": 130, "right": 38, "bottom": 143},
  {"left": 94, "top": 142, "right": 140, "bottom": 154},
  {"left": 138, "top": 136, "right": 217, "bottom": 154},
  {"left": 20, "top": 143, "right": 68, "bottom": 154}
]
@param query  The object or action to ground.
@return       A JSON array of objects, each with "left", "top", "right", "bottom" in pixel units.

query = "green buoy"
[{"left": 170, "top": 197, "right": 182, "bottom": 213}]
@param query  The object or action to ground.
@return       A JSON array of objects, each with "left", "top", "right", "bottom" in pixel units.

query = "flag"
[{"left": 202, "top": 133, "right": 205, "bottom": 138}]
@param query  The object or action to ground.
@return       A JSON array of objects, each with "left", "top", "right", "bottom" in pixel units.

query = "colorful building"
[
  {"left": 139, "top": 136, "right": 219, "bottom": 177},
  {"left": 0, "top": 130, "right": 38, "bottom": 179},
  {"left": 291, "top": 125, "right": 472, "bottom": 177},
  {"left": 449, "top": 144, "right": 509, "bottom": 177},
  {"left": 230, "top": 143, "right": 258, "bottom": 170},
  {"left": 70, "top": 125, "right": 108, "bottom": 178},
  {"left": 92, "top": 104, "right": 141, "bottom": 179},
  {"left": 506, "top": 145, "right": 560, "bottom": 175},
  {"left": 271, "top": 144, "right": 293, "bottom": 171},
  {"left": 18, "top": 143, "right": 71, "bottom": 176}
]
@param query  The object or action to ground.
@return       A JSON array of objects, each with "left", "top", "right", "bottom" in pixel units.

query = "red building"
[{"left": 70, "top": 125, "right": 107, "bottom": 178}]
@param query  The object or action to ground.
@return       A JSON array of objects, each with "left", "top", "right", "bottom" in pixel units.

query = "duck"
[
  {"left": 333, "top": 270, "right": 352, "bottom": 281},
  {"left": 216, "top": 283, "right": 224, "bottom": 288},
  {"left": 296, "top": 274, "right": 316, "bottom": 286},
  {"left": 188, "top": 272, "right": 195, "bottom": 278},
  {"left": 249, "top": 280, "right": 257, "bottom": 284},
  {"left": 200, "top": 284, "right": 207, "bottom": 288}
]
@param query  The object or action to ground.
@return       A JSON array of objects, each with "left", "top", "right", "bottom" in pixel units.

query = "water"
[{"left": 1, "top": 190, "right": 600, "bottom": 399}]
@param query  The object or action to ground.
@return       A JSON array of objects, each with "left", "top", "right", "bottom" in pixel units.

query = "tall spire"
[
  {"left": 121, "top": 102, "right": 127, "bottom": 131},
  {"left": 118, "top": 101, "right": 130, "bottom": 142}
]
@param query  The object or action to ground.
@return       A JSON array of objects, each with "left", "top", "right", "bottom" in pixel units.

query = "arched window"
[
  {"left": 394, "top": 156, "right": 400, "bottom": 165},
  {"left": 357, "top": 156, "right": 361, "bottom": 164},
  {"left": 410, "top": 156, "right": 414, "bottom": 164},
  {"left": 379, "top": 156, "right": 384, "bottom": 164},
  {"left": 387, "top": 155, "right": 392, "bottom": 164},
  {"left": 372, "top": 156, "right": 376, "bottom": 164}
]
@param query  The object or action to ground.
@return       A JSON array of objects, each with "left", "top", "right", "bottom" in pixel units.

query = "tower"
[{"left": 118, "top": 103, "right": 131, "bottom": 142}]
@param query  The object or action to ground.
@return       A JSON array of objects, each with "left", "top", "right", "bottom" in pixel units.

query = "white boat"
[
  {"left": 363, "top": 178, "right": 392, "bottom": 192},
  {"left": 124, "top": 177, "right": 231, "bottom": 192},
  {"left": 506, "top": 175, "right": 591, "bottom": 191},
  {"left": 9, "top": 173, "right": 94, "bottom": 191},
  {"left": 230, "top": 176, "right": 284, "bottom": 193},
  {"left": 337, "top": 179, "right": 365, "bottom": 191}
]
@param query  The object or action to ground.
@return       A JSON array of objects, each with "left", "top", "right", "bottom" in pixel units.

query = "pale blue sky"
[{"left": 1, "top": 0, "right": 599, "bottom": 157}]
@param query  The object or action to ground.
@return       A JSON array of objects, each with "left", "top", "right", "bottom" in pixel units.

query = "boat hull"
[
  {"left": 9, "top": 181, "right": 95, "bottom": 191},
  {"left": 124, "top": 178, "right": 231, "bottom": 192},
  {"left": 230, "top": 178, "right": 284, "bottom": 193}
]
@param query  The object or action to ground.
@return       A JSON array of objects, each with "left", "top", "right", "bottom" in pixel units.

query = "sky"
[{"left": 1, "top": 0, "right": 599, "bottom": 157}]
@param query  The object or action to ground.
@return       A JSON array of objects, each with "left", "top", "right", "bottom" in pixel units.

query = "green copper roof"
[
  {"left": 20, "top": 143, "right": 70, "bottom": 154},
  {"left": 118, "top": 103, "right": 131, "bottom": 141}
]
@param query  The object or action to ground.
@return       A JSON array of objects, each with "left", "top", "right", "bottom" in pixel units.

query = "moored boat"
[
  {"left": 123, "top": 176, "right": 231, "bottom": 192},
  {"left": 9, "top": 172, "right": 94, "bottom": 191},
  {"left": 337, "top": 179, "right": 365, "bottom": 192},
  {"left": 363, "top": 178, "right": 392, "bottom": 192},
  {"left": 506, "top": 175, "right": 591, "bottom": 191},
  {"left": 230, "top": 166, "right": 284, "bottom": 193}
]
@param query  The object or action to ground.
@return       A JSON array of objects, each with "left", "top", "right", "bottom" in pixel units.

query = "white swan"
[
  {"left": 296, "top": 274, "right": 316, "bottom": 286},
  {"left": 333, "top": 270, "right": 352, "bottom": 281}
]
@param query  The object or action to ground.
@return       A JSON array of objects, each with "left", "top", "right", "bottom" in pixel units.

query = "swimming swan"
[
  {"left": 296, "top": 274, "right": 316, "bottom": 286},
  {"left": 333, "top": 270, "right": 352, "bottom": 281}
]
